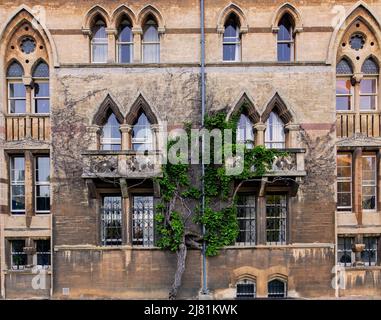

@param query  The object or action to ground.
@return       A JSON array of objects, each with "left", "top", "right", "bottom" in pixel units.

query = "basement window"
[
  {"left": 236, "top": 279, "right": 256, "bottom": 299},
  {"left": 268, "top": 279, "right": 287, "bottom": 298}
]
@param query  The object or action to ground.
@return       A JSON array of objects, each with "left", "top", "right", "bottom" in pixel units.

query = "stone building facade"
[{"left": 0, "top": 0, "right": 380, "bottom": 299}]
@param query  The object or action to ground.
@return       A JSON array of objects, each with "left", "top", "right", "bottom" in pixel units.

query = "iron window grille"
[
  {"left": 236, "top": 279, "right": 256, "bottom": 299},
  {"left": 236, "top": 195, "right": 256, "bottom": 245},
  {"left": 11, "top": 240, "right": 27, "bottom": 270},
  {"left": 266, "top": 195, "right": 287, "bottom": 245},
  {"left": 268, "top": 279, "right": 287, "bottom": 298},
  {"left": 338, "top": 236, "right": 355, "bottom": 267},
  {"left": 132, "top": 196, "right": 154, "bottom": 247},
  {"left": 361, "top": 237, "right": 378, "bottom": 266},
  {"left": 101, "top": 196, "right": 123, "bottom": 246}
]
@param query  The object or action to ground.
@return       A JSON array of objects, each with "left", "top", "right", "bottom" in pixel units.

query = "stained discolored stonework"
[{"left": 1, "top": 0, "right": 381, "bottom": 300}]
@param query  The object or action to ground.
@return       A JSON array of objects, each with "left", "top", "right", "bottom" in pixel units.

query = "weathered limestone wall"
[
  {"left": 53, "top": 249, "right": 201, "bottom": 299},
  {"left": 208, "top": 246, "right": 336, "bottom": 299}
]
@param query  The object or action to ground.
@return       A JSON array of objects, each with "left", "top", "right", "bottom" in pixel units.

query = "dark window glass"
[
  {"left": 11, "top": 240, "right": 27, "bottom": 269},
  {"left": 361, "top": 237, "right": 378, "bottom": 266},
  {"left": 268, "top": 279, "right": 286, "bottom": 298},
  {"left": 338, "top": 237, "right": 354, "bottom": 266},
  {"left": 36, "top": 240, "right": 51, "bottom": 267},
  {"left": 236, "top": 280, "right": 256, "bottom": 299}
]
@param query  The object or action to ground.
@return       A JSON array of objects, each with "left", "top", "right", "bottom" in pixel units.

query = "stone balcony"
[
  {"left": 5, "top": 115, "right": 50, "bottom": 141},
  {"left": 337, "top": 112, "right": 381, "bottom": 138},
  {"left": 81, "top": 150, "right": 163, "bottom": 179},
  {"left": 265, "top": 148, "right": 306, "bottom": 177}
]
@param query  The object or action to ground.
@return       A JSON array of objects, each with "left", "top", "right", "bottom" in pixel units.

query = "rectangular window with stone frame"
[
  {"left": 266, "top": 194, "right": 287, "bottom": 245},
  {"left": 337, "top": 153, "right": 352, "bottom": 212},
  {"left": 235, "top": 194, "right": 256, "bottom": 245},
  {"left": 361, "top": 236, "right": 379, "bottom": 266},
  {"left": 338, "top": 236, "right": 355, "bottom": 267},
  {"left": 10, "top": 155, "right": 25, "bottom": 214},
  {"left": 362, "top": 154, "right": 377, "bottom": 211},
  {"left": 9, "top": 239, "right": 51, "bottom": 270}
]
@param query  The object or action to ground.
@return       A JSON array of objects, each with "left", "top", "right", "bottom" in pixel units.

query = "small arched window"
[
  {"left": 142, "top": 16, "right": 160, "bottom": 63},
  {"left": 236, "top": 279, "right": 256, "bottom": 299},
  {"left": 91, "top": 19, "right": 108, "bottom": 63},
  {"left": 32, "top": 61, "right": 50, "bottom": 113},
  {"left": 101, "top": 113, "right": 121, "bottom": 150},
  {"left": 7, "top": 61, "right": 26, "bottom": 113},
  {"left": 132, "top": 113, "right": 153, "bottom": 151},
  {"left": 277, "top": 14, "right": 294, "bottom": 62},
  {"left": 360, "top": 58, "right": 379, "bottom": 111},
  {"left": 336, "top": 59, "right": 354, "bottom": 111},
  {"left": 117, "top": 18, "right": 133, "bottom": 63},
  {"left": 265, "top": 112, "right": 285, "bottom": 149},
  {"left": 237, "top": 114, "right": 254, "bottom": 148},
  {"left": 223, "top": 14, "right": 240, "bottom": 62},
  {"left": 268, "top": 279, "right": 287, "bottom": 298}
]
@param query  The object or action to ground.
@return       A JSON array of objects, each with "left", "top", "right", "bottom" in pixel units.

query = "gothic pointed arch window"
[
  {"left": 7, "top": 61, "right": 25, "bottom": 113},
  {"left": 360, "top": 57, "right": 379, "bottom": 110},
  {"left": 277, "top": 14, "right": 295, "bottom": 62},
  {"left": 236, "top": 278, "right": 256, "bottom": 299},
  {"left": 91, "top": 18, "right": 108, "bottom": 63},
  {"left": 142, "top": 15, "right": 160, "bottom": 63},
  {"left": 101, "top": 113, "right": 122, "bottom": 150},
  {"left": 336, "top": 58, "right": 354, "bottom": 111},
  {"left": 265, "top": 112, "right": 285, "bottom": 149},
  {"left": 117, "top": 17, "right": 133, "bottom": 63},
  {"left": 223, "top": 13, "right": 241, "bottom": 62},
  {"left": 268, "top": 278, "right": 287, "bottom": 298},
  {"left": 237, "top": 114, "right": 254, "bottom": 148},
  {"left": 132, "top": 112, "right": 153, "bottom": 151},
  {"left": 32, "top": 61, "right": 50, "bottom": 113}
]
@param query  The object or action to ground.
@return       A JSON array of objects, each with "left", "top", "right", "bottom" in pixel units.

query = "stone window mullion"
[{"left": 132, "top": 27, "right": 142, "bottom": 63}]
